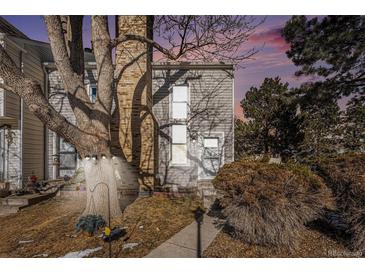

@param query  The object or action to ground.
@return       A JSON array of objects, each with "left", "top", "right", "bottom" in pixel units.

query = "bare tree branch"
[
  {"left": 44, "top": 16, "right": 92, "bottom": 128},
  {"left": 111, "top": 16, "right": 262, "bottom": 67},
  {"left": 63, "top": 16, "right": 85, "bottom": 76},
  {"left": 111, "top": 33, "right": 180, "bottom": 60},
  {"left": 0, "top": 44, "right": 90, "bottom": 151},
  {"left": 91, "top": 16, "right": 114, "bottom": 115}
]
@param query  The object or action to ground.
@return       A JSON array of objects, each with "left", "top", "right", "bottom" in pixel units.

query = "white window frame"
[
  {"left": 203, "top": 137, "right": 219, "bottom": 148},
  {"left": 170, "top": 85, "right": 189, "bottom": 121},
  {"left": 171, "top": 124, "right": 189, "bottom": 166},
  {"left": 198, "top": 132, "right": 225, "bottom": 180}
]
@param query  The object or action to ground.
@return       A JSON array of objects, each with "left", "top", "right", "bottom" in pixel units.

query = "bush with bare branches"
[{"left": 213, "top": 159, "right": 334, "bottom": 249}]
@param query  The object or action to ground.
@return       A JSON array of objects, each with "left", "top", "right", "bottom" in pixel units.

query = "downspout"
[
  {"left": 0, "top": 33, "right": 6, "bottom": 182},
  {"left": 231, "top": 68, "right": 235, "bottom": 162},
  {"left": 42, "top": 63, "right": 48, "bottom": 180},
  {"left": 20, "top": 50, "right": 24, "bottom": 188}
]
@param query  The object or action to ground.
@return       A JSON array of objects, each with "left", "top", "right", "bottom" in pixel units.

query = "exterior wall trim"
[{"left": 152, "top": 62, "right": 234, "bottom": 70}]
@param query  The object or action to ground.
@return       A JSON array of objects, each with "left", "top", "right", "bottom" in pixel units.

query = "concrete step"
[
  {"left": 197, "top": 181, "right": 217, "bottom": 209},
  {"left": 1, "top": 192, "right": 56, "bottom": 207},
  {"left": 0, "top": 205, "right": 20, "bottom": 216}
]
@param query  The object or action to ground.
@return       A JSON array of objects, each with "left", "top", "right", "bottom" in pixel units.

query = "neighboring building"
[
  {"left": 0, "top": 18, "right": 46, "bottom": 189},
  {"left": 0, "top": 17, "right": 234, "bottom": 193},
  {"left": 152, "top": 63, "right": 234, "bottom": 190}
]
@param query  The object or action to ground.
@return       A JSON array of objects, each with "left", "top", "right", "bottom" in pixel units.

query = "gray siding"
[
  {"left": 46, "top": 68, "right": 97, "bottom": 179},
  {"left": 4, "top": 41, "right": 21, "bottom": 121},
  {"left": 0, "top": 38, "right": 22, "bottom": 187},
  {"left": 22, "top": 45, "right": 45, "bottom": 181},
  {"left": 47, "top": 69, "right": 75, "bottom": 180},
  {"left": 152, "top": 66, "right": 234, "bottom": 187}
]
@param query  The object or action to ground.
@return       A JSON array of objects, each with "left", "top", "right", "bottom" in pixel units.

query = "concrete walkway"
[{"left": 145, "top": 214, "right": 222, "bottom": 258}]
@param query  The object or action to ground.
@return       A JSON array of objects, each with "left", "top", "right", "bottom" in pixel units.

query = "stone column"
[{"left": 112, "top": 16, "right": 156, "bottom": 193}]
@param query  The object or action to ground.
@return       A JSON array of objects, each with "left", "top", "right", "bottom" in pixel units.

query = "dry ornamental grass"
[
  {"left": 213, "top": 159, "right": 334, "bottom": 250},
  {"left": 314, "top": 153, "right": 365, "bottom": 252}
]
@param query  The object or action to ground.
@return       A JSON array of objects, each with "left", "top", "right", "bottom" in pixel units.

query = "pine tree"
[{"left": 237, "top": 77, "right": 302, "bottom": 158}]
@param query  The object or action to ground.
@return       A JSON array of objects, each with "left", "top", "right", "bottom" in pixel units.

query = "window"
[
  {"left": 89, "top": 85, "right": 97, "bottom": 103},
  {"left": 171, "top": 86, "right": 189, "bottom": 164},
  {"left": 204, "top": 137, "right": 218, "bottom": 148},
  {"left": 172, "top": 86, "right": 188, "bottom": 119},
  {"left": 203, "top": 137, "right": 219, "bottom": 158},
  {"left": 171, "top": 125, "right": 187, "bottom": 165}
]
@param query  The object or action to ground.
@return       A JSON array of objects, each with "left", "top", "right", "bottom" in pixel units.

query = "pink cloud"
[
  {"left": 248, "top": 51, "right": 292, "bottom": 69},
  {"left": 234, "top": 101, "right": 245, "bottom": 120},
  {"left": 249, "top": 27, "right": 290, "bottom": 52}
]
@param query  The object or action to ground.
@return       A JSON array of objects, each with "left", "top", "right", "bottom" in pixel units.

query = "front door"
[{"left": 198, "top": 133, "right": 224, "bottom": 180}]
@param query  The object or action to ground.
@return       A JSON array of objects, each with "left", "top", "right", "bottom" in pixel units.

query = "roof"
[
  {"left": 0, "top": 16, "right": 95, "bottom": 63},
  {"left": 152, "top": 62, "right": 234, "bottom": 70},
  {"left": 7, "top": 36, "right": 95, "bottom": 63},
  {"left": 0, "top": 17, "right": 28, "bottom": 39}
]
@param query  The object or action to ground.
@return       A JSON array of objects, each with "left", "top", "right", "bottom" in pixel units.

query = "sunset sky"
[{"left": 2, "top": 15, "right": 310, "bottom": 119}]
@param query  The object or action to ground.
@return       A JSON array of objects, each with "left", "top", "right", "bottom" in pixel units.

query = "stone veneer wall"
[{"left": 112, "top": 16, "right": 156, "bottom": 193}]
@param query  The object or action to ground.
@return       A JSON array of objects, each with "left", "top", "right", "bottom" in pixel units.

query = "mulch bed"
[
  {"left": 203, "top": 225, "right": 361, "bottom": 258},
  {"left": 0, "top": 194, "right": 202, "bottom": 258}
]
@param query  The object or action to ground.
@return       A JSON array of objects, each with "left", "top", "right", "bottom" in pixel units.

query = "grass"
[{"left": 0, "top": 194, "right": 202, "bottom": 258}]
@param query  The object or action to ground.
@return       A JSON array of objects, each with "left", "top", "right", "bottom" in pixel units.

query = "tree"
[
  {"left": 283, "top": 16, "right": 365, "bottom": 101},
  {"left": 234, "top": 118, "right": 262, "bottom": 158},
  {"left": 283, "top": 16, "right": 365, "bottom": 155},
  {"left": 237, "top": 77, "right": 302, "bottom": 158},
  {"left": 343, "top": 97, "right": 365, "bottom": 151},
  {"left": 0, "top": 16, "right": 260, "bottom": 219},
  {"left": 293, "top": 84, "right": 342, "bottom": 158}
]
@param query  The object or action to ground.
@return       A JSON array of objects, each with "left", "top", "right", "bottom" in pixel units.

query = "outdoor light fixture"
[
  {"left": 189, "top": 129, "right": 198, "bottom": 142},
  {"left": 92, "top": 155, "right": 97, "bottom": 161},
  {"left": 101, "top": 155, "right": 107, "bottom": 159},
  {"left": 85, "top": 156, "right": 90, "bottom": 160},
  {"left": 112, "top": 156, "right": 116, "bottom": 160}
]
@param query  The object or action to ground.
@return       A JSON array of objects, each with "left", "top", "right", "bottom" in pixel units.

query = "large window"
[
  {"left": 172, "top": 86, "right": 188, "bottom": 120},
  {"left": 171, "top": 124, "right": 187, "bottom": 165}
]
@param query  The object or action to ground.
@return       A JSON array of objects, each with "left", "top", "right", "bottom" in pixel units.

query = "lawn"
[{"left": 0, "top": 194, "right": 201, "bottom": 258}]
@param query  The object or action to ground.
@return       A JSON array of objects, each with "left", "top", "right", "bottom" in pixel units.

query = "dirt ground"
[
  {"left": 0, "top": 194, "right": 201, "bottom": 258},
  {"left": 203, "top": 225, "right": 361, "bottom": 258}
]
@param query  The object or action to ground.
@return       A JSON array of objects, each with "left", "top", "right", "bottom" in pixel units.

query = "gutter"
[
  {"left": 152, "top": 62, "right": 234, "bottom": 70},
  {"left": 43, "top": 61, "right": 97, "bottom": 69},
  {"left": 0, "top": 34, "right": 28, "bottom": 53}
]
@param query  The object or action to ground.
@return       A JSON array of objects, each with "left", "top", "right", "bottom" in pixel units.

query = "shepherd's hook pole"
[{"left": 90, "top": 182, "right": 111, "bottom": 258}]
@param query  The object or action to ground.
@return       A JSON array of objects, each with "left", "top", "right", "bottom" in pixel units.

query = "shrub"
[
  {"left": 213, "top": 159, "right": 334, "bottom": 249},
  {"left": 76, "top": 214, "right": 106, "bottom": 236},
  {"left": 314, "top": 153, "right": 365, "bottom": 251}
]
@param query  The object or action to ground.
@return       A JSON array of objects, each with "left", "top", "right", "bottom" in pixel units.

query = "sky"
[{"left": 2, "top": 15, "right": 309, "bottom": 119}]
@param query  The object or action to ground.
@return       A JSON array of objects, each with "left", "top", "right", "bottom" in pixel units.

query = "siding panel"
[{"left": 21, "top": 45, "right": 45, "bottom": 181}]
